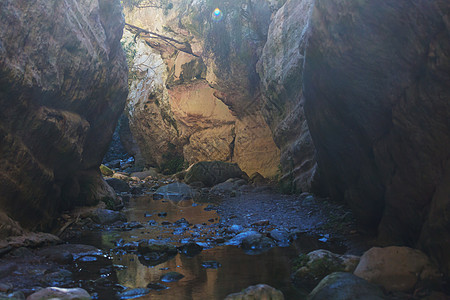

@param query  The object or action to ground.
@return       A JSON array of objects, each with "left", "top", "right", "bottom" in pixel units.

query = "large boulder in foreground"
[
  {"left": 184, "top": 161, "right": 246, "bottom": 187},
  {"left": 354, "top": 246, "right": 441, "bottom": 292},
  {"left": 0, "top": 0, "right": 128, "bottom": 230}
]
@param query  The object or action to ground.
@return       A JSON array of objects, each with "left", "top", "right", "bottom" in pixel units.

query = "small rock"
[
  {"left": 178, "top": 242, "right": 203, "bottom": 257},
  {"left": 27, "top": 287, "right": 90, "bottom": 300},
  {"left": 0, "top": 283, "right": 12, "bottom": 293},
  {"left": 158, "top": 212, "right": 168, "bottom": 217},
  {"left": 118, "top": 288, "right": 150, "bottom": 299},
  {"left": 160, "top": 271, "right": 184, "bottom": 282},
  {"left": 308, "top": 272, "right": 385, "bottom": 300},
  {"left": 225, "top": 284, "right": 284, "bottom": 300}
]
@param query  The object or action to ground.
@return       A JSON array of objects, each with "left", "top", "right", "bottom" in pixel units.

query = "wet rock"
[
  {"left": 137, "top": 240, "right": 177, "bottom": 266},
  {"left": 269, "top": 229, "right": 291, "bottom": 246},
  {"left": 8, "top": 247, "right": 35, "bottom": 258},
  {"left": 0, "top": 283, "right": 12, "bottom": 293},
  {"left": 0, "top": 232, "right": 61, "bottom": 255},
  {"left": 226, "top": 231, "right": 275, "bottom": 253},
  {"left": 202, "top": 261, "right": 222, "bottom": 269},
  {"left": 155, "top": 182, "right": 197, "bottom": 201},
  {"left": 44, "top": 244, "right": 102, "bottom": 260},
  {"left": 308, "top": 272, "right": 385, "bottom": 300},
  {"left": 106, "top": 178, "right": 130, "bottom": 193},
  {"left": 354, "top": 246, "right": 442, "bottom": 292},
  {"left": 160, "top": 272, "right": 184, "bottom": 282},
  {"left": 39, "top": 269, "right": 73, "bottom": 285},
  {"left": 158, "top": 212, "right": 168, "bottom": 217},
  {"left": 146, "top": 282, "right": 168, "bottom": 290},
  {"left": 292, "top": 249, "right": 360, "bottom": 290},
  {"left": 130, "top": 186, "right": 145, "bottom": 195},
  {"left": 118, "top": 288, "right": 150, "bottom": 299},
  {"left": 178, "top": 242, "right": 203, "bottom": 257},
  {"left": 227, "top": 225, "right": 244, "bottom": 234},
  {"left": 28, "top": 287, "right": 91, "bottom": 300},
  {"left": 91, "top": 209, "right": 127, "bottom": 225},
  {"left": 185, "top": 161, "right": 245, "bottom": 187},
  {"left": 100, "top": 164, "right": 114, "bottom": 176},
  {"left": 225, "top": 284, "right": 284, "bottom": 300}
]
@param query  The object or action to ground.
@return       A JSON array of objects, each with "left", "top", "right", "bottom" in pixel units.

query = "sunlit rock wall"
[
  {"left": 122, "top": 0, "right": 281, "bottom": 177},
  {"left": 262, "top": 0, "right": 450, "bottom": 273},
  {"left": 0, "top": 0, "right": 128, "bottom": 230}
]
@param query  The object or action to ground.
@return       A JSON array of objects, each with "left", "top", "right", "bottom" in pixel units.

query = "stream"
[{"left": 68, "top": 194, "right": 347, "bottom": 299}]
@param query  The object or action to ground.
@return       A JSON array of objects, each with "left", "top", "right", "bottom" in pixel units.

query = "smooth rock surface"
[
  {"left": 185, "top": 161, "right": 245, "bottom": 187},
  {"left": 354, "top": 246, "right": 441, "bottom": 292},
  {"left": 27, "top": 287, "right": 91, "bottom": 300}
]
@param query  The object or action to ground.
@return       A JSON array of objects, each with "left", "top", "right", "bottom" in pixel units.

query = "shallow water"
[{"left": 69, "top": 196, "right": 343, "bottom": 299}]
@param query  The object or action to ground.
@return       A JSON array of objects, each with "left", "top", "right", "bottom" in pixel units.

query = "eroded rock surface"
[{"left": 0, "top": 0, "right": 128, "bottom": 229}]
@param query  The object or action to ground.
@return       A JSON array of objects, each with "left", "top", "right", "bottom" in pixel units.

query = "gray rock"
[
  {"left": 131, "top": 169, "right": 159, "bottom": 179},
  {"left": 185, "top": 161, "right": 245, "bottom": 187},
  {"left": 225, "top": 284, "right": 284, "bottom": 300},
  {"left": 308, "top": 272, "right": 385, "bottom": 300},
  {"left": 105, "top": 178, "right": 130, "bottom": 193},
  {"left": 91, "top": 208, "right": 127, "bottom": 225}
]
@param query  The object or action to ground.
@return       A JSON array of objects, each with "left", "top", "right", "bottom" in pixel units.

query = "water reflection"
[{"left": 114, "top": 246, "right": 305, "bottom": 299}]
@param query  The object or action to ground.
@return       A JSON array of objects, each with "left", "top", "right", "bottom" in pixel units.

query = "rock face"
[
  {"left": 225, "top": 284, "right": 284, "bottom": 300},
  {"left": 261, "top": 0, "right": 450, "bottom": 273},
  {"left": 0, "top": 0, "right": 128, "bottom": 230},
  {"left": 121, "top": 0, "right": 281, "bottom": 177},
  {"left": 258, "top": 0, "right": 317, "bottom": 193},
  {"left": 303, "top": 0, "right": 450, "bottom": 272}
]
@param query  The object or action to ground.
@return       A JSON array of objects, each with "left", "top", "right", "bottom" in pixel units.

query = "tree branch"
[{"left": 125, "top": 23, "right": 199, "bottom": 57}]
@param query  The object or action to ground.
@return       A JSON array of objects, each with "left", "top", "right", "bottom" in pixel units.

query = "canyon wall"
[
  {"left": 121, "top": 0, "right": 281, "bottom": 177},
  {"left": 0, "top": 0, "right": 128, "bottom": 230},
  {"left": 260, "top": 0, "right": 450, "bottom": 273}
]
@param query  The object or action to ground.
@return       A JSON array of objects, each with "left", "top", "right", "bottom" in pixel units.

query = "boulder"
[
  {"left": 160, "top": 272, "right": 184, "bottom": 283},
  {"left": 130, "top": 169, "right": 159, "bottom": 180},
  {"left": 27, "top": 287, "right": 91, "bottom": 300},
  {"left": 91, "top": 209, "right": 127, "bottom": 225},
  {"left": 154, "top": 182, "right": 197, "bottom": 201},
  {"left": 185, "top": 161, "right": 245, "bottom": 187},
  {"left": 353, "top": 246, "right": 441, "bottom": 292},
  {"left": 292, "top": 249, "right": 360, "bottom": 290},
  {"left": 308, "top": 272, "right": 385, "bottom": 300},
  {"left": 105, "top": 178, "right": 130, "bottom": 193},
  {"left": 0, "top": 0, "right": 128, "bottom": 229},
  {"left": 225, "top": 284, "right": 284, "bottom": 300}
]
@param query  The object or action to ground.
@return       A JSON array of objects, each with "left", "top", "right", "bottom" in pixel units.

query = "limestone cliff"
[
  {"left": 0, "top": 0, "right": 128, "bottom": 230},
  {"left": 121, "top": 0, "right": 281, "bottom": 177},
  {"left": 261, "top": 0, "right": 450, "bottom": 273}
]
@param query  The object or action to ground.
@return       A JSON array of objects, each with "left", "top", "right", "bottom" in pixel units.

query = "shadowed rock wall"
[
  {"left": 261, "top": 0, "right": 450, "bottom": 273},
  {"left": 0, "top": 0, "right": 128, "bottom": 230}
]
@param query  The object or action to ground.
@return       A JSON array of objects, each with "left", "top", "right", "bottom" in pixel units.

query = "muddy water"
[{"left": 70, "top": 196, "right": 324, "bottom": 299}]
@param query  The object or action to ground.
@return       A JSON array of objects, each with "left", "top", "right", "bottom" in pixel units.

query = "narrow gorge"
[{"left": 0, "top": 0, "right": 449, "bottom": 299}]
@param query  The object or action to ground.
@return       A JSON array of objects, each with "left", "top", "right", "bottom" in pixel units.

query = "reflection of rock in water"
[{"left": 113, "top": 246, "right": 301, "bottom": 299}]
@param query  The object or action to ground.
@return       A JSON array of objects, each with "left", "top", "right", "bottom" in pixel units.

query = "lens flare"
[{"left": 211, "top": 8, "right": 223, "bottom": 22}]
